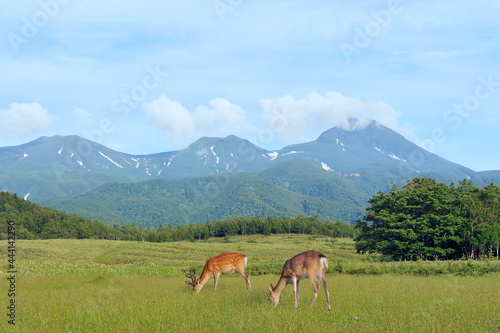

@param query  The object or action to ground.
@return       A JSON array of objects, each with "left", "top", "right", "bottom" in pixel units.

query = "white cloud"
[
  {"left": 144, "top": 95, "right": 256, "bottom": 147},
  {"left": 193, "top": 98, "right": 255, "bottom": 133},
  {"left": 260, "top": 91, "right": 413, "bottom": 141},
  {"left": 145, "top": 92, "right": 417, "bottom": 149},
  {"left": 72, "top": 108, "right": 95, "bottom": 126},
  {"left": 0, "top": 102, "right": 51, "bottom": 134},
  {"left": 143, "top": 95, "right": 194, "bottom": 146}
]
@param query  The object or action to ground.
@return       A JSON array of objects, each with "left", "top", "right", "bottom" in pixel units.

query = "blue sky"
[{"left": 0, "top": 0, "right": 499, "bottom": 171}]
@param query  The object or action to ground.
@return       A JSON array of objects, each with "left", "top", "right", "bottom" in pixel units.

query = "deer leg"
[
  {"left": 292, "top": 276, "right": 299, "bottom": 308},
  {"left": 237, "top": 268, "right": 252, "bottom": 291},
  {"left": 320, "top": 275, "right": 331, "bottom": 311},
  {"left": 243, "top": 271, "right": 252, "bottom": 291},
  {"left": 309, "top": 277, "right": 320, "bottom": 309},
  {"left": 213, "top": 272, "right": 220, "bottom": 293}
]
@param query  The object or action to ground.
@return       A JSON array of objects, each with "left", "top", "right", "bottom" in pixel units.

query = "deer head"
[{"left": 268, "top": 283, "right": 281, "bottom": 307}]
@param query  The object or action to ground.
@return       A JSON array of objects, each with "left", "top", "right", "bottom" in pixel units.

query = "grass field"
[{"left": 2, "top": 235, "right": 500, "bottom": 332}]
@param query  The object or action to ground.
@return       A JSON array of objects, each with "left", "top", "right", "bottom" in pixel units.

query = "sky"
[{"left": 0, "top": 0, "right": 499, "bottom": 171}]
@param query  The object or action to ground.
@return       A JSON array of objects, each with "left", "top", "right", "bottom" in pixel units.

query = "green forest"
[
  {"left": 43, "top": 159, "right": 368, "bottom": 228},
  {"left": 2, "top": 177, "right": 500, "bottom": 262},
  {"left": 0, "top": 191, "right": 355, "bottom": 241},
  {"left": 355, "top": 178, "right": 500, "bottom": 260}
]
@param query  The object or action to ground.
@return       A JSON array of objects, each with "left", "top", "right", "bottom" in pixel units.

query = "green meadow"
[{"left": 2, "top": 235, "right": 500, "bottom": 332}]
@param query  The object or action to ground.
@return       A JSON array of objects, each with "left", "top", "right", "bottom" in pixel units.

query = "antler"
[{"left": 185, "top": 269, "right": 197, "bottom": 289}]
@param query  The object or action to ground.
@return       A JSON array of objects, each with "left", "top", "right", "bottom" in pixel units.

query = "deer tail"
[{"left": 320, "top": 256, "right": 329, "bottom": 269}]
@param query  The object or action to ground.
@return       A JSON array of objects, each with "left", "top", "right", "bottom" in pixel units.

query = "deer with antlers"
[
  {"left": 185, "top": 252, "right": 251, "bottom": 294},
  {"left": 268, "top": 250, "right": 331, "bottom": 310}
]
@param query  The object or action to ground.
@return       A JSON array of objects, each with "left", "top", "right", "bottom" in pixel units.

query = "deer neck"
[
  {"left": 273, "top": 276, "right": 288, "bottom": 296},
  {"left": 197, "top": 264, "right": 212, "bottom": 287}
]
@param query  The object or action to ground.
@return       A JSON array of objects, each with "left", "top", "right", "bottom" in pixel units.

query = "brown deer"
[
  {"left": 185, "top": 252, "right": 251, "bottom": 294},
  {"left": 269, "top": 250, "right": 331, "bottom": 310}
]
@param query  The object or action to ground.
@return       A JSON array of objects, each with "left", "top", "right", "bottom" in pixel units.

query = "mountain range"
[{"left": 1, "top": 119, "right": 499, "bottom": 227}]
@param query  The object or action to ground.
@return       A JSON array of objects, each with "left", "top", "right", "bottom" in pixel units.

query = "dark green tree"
[{"left": 356, "top": 178, "right": 464, "bottom": 260}]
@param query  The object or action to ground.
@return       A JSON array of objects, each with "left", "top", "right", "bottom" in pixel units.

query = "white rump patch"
[{"left": 321, "top": 257, "right": 329, "bottom": 269}]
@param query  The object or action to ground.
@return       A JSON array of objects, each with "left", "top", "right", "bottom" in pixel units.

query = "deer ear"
[{"left": 268, "top": 284, "right": 274, "bottom": 292}]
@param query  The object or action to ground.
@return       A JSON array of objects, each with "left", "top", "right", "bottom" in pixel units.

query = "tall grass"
[
  {"left": 1, "top": 235, "right": 499, "bottom": 332},
  {"left": 6, "top": 274, "right": 500, "bottom": 332},
  {"left": 5, "top": 235, "right": 499, "bottom": 278}
]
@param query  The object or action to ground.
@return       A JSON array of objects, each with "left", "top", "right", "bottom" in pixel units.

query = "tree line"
[
  {"left": 132, "top": 216, "right": 356, "bottom": 242},
  {"left": 0, "top": 191, "right": 355, "bottom": 241},
  {"left": 355, "top": 178, "right": 500, "bottom": 260}
]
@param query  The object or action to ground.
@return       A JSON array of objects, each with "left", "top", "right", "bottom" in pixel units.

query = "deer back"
[
  {"left": 203, "top": 252, "right": 247, "bottom": 277},
  {"left": 282, "top": 250, "right": 326, "bottom": 279}
]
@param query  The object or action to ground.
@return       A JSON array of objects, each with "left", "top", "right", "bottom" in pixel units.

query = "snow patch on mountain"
[
  {"left": 336, "top": 138, "right": 346, "bottom": 147},
  {"left": 210, "top": 146, "right": 220, "bottom": 164},
  {"left": 264, "top": 152, "right": 279, "bottom": 160},
  {"left": 131, "top": 157, "right": 140, "bottom": 168},
  {"left": 321, "top": 162, "right": 333, "bottom": 171},
  {"left": 388, "top": 153, "right": 406, "bottom": 162},
  {"left": 98, "top": 151, "right": 123, "bottom": 168},
  {"left": 282, "top": 150, "right": 303, "bottom": 156},
  {"left": 375, "top": 147, "right": 407, "bottom": 162},
  {"left": 166, "top": 155, "right": 176, "bottom": 167},
  {"left": 334, "top": 139, "right": 346, "bottom": 151}
]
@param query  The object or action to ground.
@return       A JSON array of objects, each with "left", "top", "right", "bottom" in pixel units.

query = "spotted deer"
[
  {"left": 269, "top": 250, "right": 331, "bottom": 310},
  {"left": 185, "top": 252, "right": 251, "bottom": 294}
]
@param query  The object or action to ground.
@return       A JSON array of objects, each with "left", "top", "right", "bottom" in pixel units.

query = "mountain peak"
[
  {"left": 186, "top": 134, "right": 267, "bottom": 154},
  {"left": 187, "top": 135, "right": 241, "bottom": 149},
  {"left": 316, "top": 119, "right": 403, "bottom": 144}
]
